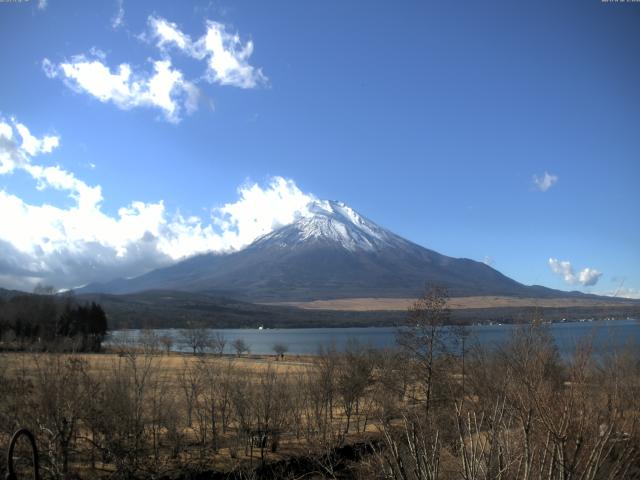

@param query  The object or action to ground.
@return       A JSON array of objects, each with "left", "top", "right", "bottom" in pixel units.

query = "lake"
[{"left": 107, "top": 318, "right": 640, "bottom": 357}]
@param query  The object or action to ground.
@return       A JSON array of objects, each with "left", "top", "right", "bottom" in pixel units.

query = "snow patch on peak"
[
  {"left": 308, "top": 200, "right": 364, "bottom": 225},
  {"left": 254, "top": 199, "right": 402, "bottom": 252}
]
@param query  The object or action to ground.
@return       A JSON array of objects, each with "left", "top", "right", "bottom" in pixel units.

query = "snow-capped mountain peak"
[
  {"left": 77, "top": 198, "right": 543, "bottom": 301},
  {"left": 253, "top": 199, "right": 400, "bottom": 252}
]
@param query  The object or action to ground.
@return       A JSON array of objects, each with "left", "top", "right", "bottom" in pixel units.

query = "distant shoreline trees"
[{"left": 0, "top": 289, "right": 108, "bottom": 352}]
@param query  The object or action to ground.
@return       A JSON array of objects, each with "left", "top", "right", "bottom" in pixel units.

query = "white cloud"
[
  {"left": 0, "top": 120, "right": 60, "bottom": 175},
  {"left": 149, "top": 15, "right": 267, "bottom": 89},
  {"left": 44, "top": 16, "right": 264, "bottom": 121},
  {"left": 15, "top": 123, "right": 59, "bottom": 155},
  {"left": 213, "top": 177, "right": 314, "bottom": 249},
  {"left": 111, "top": 0, "right": 125, "bottom": 29},
  {"left": 0, "top": 118, "right": 314, "bottom": 290},
  {"left": 605, "top": 287, "right": 640, "bottom": 300},
  {"left": 593, "top": 279, "right": 640, "bottom": 299},
  {"left": 23, "top": 163, "right": 103, "bottom": 210},
  {"left": 88, "top": 47, "right": 107, "bottom": 61},
  {"left": 37, "top": 0, "right": 47, "bottom": 11},
  {"left": 198, "top": 21, "right": 266, "bottom": 88},
  {"left": 549, "top": 258, "right": 574, "bottom": 283},
  {"left": 44, "top": 54, "right": 198, "bottom": 123},
  {"left": 548, "top": 258, "right": 602, "bottom": 287},
  {"left": 149, "top": 16, "right": 190, "bottom": 51},
  {"left": 577, "top": 268, "right": 602, "bottom": 287},
  {"left": 42, "top": 58, "right": 57, "bottom": 79},
  {"left": 533, "top": 171, "right": 558, "bottom": 192}
]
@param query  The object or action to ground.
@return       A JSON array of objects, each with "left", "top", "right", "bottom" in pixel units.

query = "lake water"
[{"left": 107, "top": 319, "right": 640, "bottom": 357}]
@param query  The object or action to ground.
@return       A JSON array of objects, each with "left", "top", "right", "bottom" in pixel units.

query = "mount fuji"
[{"left": 78, "top": 200, "right": 588, "bottom": 301}]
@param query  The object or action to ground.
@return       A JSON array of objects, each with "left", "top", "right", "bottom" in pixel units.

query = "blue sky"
[{"left": 0, "top": 0, "right": 638, "bottom": 297}]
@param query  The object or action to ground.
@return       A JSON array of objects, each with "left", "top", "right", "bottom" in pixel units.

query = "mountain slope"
[
  {"left": 78, "top": 200, "right": 597, "bottom": 301},
  {"left": 0, "top": 287, "right": 24, "bottom": 301}
]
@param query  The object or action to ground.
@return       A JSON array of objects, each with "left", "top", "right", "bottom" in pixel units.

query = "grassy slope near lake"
[{"left": 78, "top": 290, "right": 640, "bottom": 329}]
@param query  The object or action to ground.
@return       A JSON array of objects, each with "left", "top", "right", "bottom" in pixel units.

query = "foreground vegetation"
[{"left": 0, "top": 288, "right": 639, "bottom": 479}]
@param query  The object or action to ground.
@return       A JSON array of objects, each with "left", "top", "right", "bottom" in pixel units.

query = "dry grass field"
[
  {"left": 0, "top": 349, "right": 383, "bottom": 479},
  {"left": 1, "top": 318, "right": 639, "bottom": 479},
  {"left": 2, "top": 350, "right": 315, "bottom": 379},
  {"left": 267, "top": 295, "right": 639, "bottom": 311}
]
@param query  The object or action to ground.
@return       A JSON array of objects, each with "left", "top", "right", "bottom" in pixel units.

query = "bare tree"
[
  {"left": 180, "top": 328, "right": 211, "bottom": 355},
  {"left": 251, "top": 366, "right": 291, "bottom": 463},
  {"left": 159, "top": 335, "right": 173, "bottom": 355},
  {"left": 85, "top": 352, "right": 156, "bottom": 477},
  {"left": 272, "top": 343, "right": 288, "bottom": 359},
  {"left": 397, "top": 284, "right": 450, "bottom": 415},
  {"left": 375, "top": 414, "right": 441, "bottom": 480},
  {"left": 229, "top": 374, "right": 252, "bottom": 459},
  {"left": 140, "top": 329, "right": 160, "bottom": 354},
  {"left": 178, "top": 359, "right": 201, "bottom": 427},
  {"left": 336, "top": 340, "right": 373, "bottom": 434},
  {"left": 111, "top": 330, "right": 134, "bottom": 355},
  {"left": 312, "top": 345, "right": 340, "bottom": 446},
  {"left": 212, "top": 332, "right": 227, "bottom": 356},
  {"left": 232, "top": 338, "right": 250, "bottom": 357},
  {"left": 32, "top": 355, "right": 89, "bottom": 477}
]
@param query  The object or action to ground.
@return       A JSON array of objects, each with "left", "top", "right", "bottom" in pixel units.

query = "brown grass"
[
  {"left": 265, "top": 295, "right": 636, "bottom": 311},
  {"left": 2, "top": 350, "right": 315, "bottom": 379},
  {"left": 0, "top": 351, "right": 337, "bottom": 476}
]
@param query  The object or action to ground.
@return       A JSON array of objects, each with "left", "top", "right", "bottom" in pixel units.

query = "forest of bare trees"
[{"left": 0, "top": 288, "right": 638, "bottom": 479}]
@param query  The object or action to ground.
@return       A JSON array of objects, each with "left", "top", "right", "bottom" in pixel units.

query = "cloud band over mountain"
[{"left": 0, "top": 117, "right": 313, "bottom": 290}]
